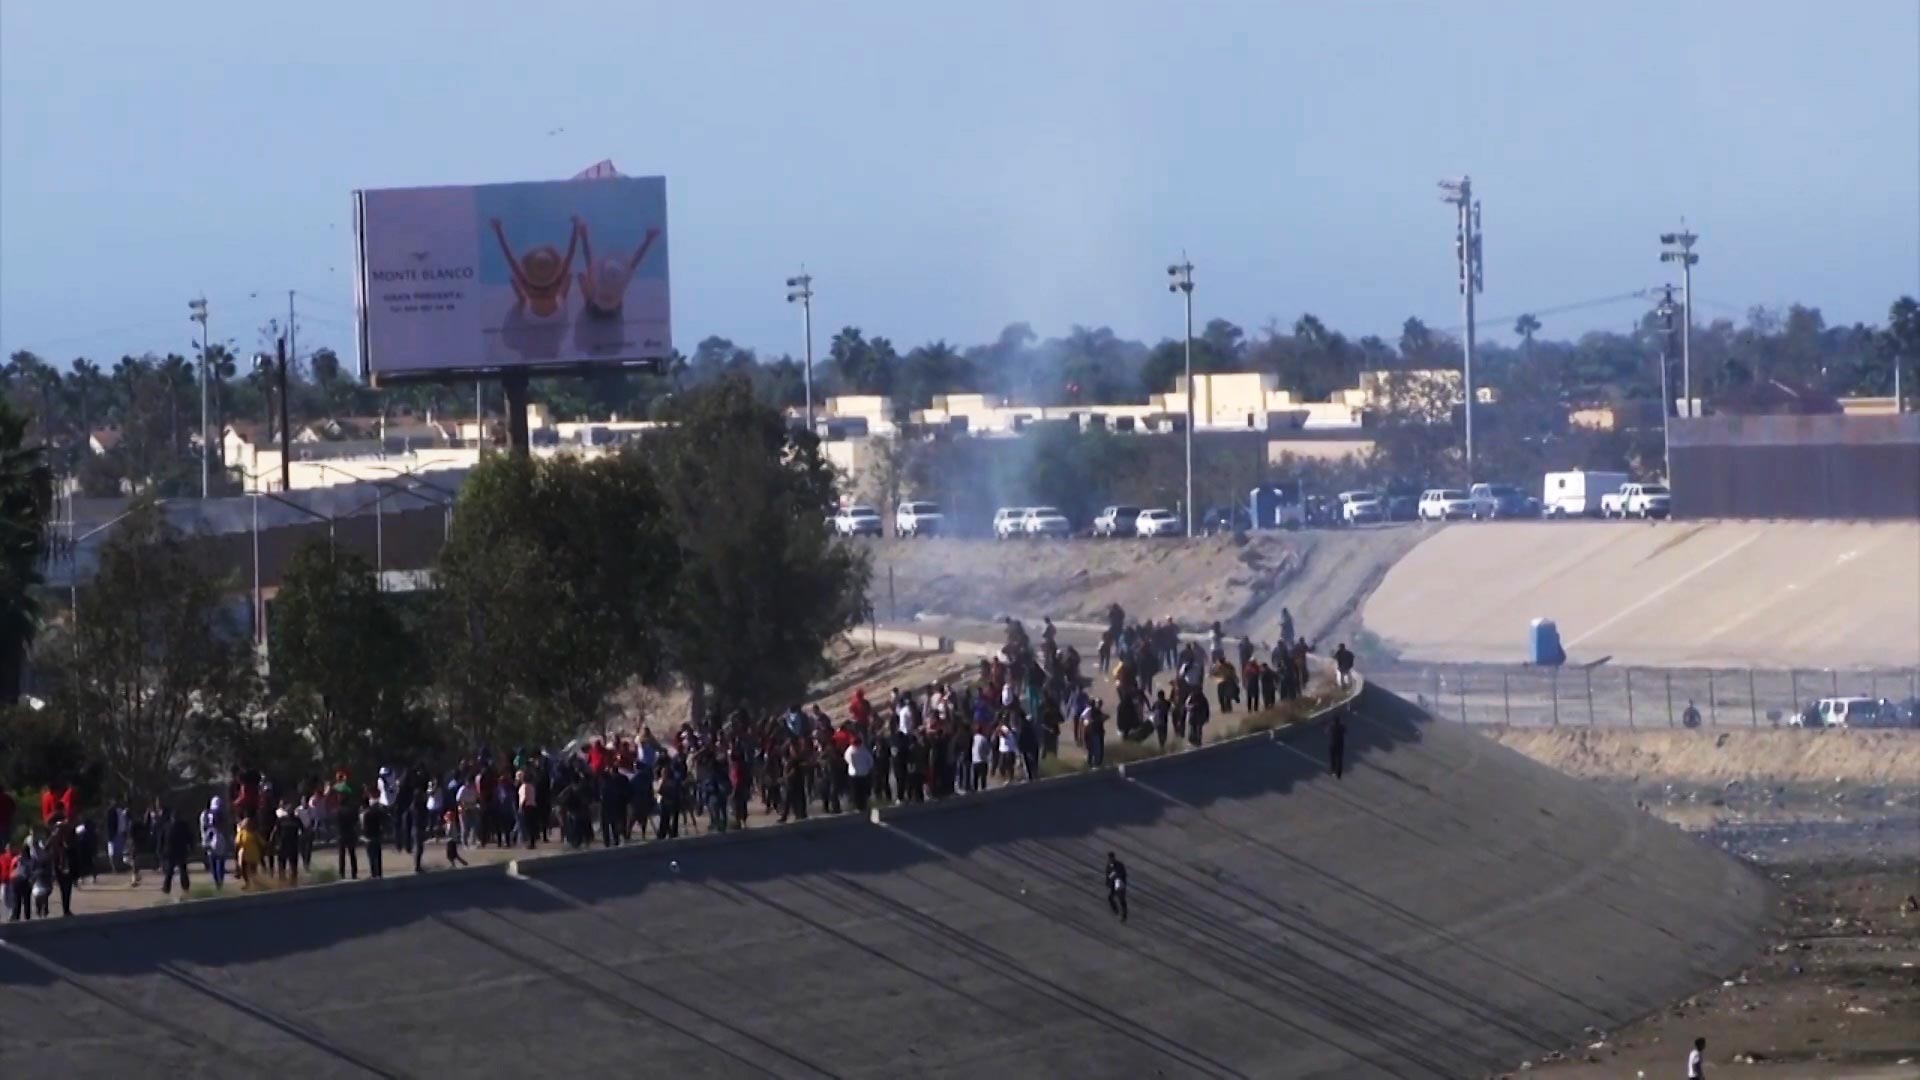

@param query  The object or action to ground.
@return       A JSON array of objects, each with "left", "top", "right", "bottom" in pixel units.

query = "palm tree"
[
  {"left": 69, "top": 357, "right": 107, "bottom": 438},
  {"left": 158, "top": 353, "right": 194, "bottom": 451},
  {"left": 1514, "top": 314, "right": 1543, "bottom": 361},
  {"left": 4, "top": 351, "right": 63, "bottom": 437},
  {"left": 0, "top": 396, "right": 52, "bottom": 703}
]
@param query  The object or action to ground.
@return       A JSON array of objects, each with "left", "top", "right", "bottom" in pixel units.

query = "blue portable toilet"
[{"left": 1529, "top": 618, "right": 1565, "bottom": 666}]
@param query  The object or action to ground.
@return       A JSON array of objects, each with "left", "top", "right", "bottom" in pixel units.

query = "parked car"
[
  {"left": 1200, "top": 505, "right": 1251, "bottom": 536},
  {"left": 832, "top": 505, "right": 883, "bottom": 537},
  {"left": 1543, "top": 469, "right": 1628, "bottom": 518},
  {"left": 1383, "top": 490, "right": 1420, "bottom": 521},
  {"left": 1417, "top": 488, "right": 1474, "bottom": 521},
  {"left": 1093, "top": 505, "right": 1144, "bottom": 538},
  {"left": 1135, "top": 508, "right": 1182, "bottom": 537},
  {"left": 1807, "top": 696, "right": 1881, "bottom": 729},
  {"left": 1337, "top": 491, "right": 1384, "bottom": 525},
  {"left": 894, "top": 500, "right": 944, "bottom": 538},
  {"left": 1021, "top": 506, "right": 1073, "bottom": 538},
  {"left": 1468, "top": 482, "right": 1532, "bottom": 519},
  {"left": 1599, "top": 483, "right": 1671, "bottom": 520},
  {"left": 991, "top": 507, "right": 1030, "bottom": 541}
]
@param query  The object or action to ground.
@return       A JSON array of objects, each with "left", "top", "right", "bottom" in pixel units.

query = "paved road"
[{"left": 0, "top": 683, "right": 1768, "bottom": 1078}]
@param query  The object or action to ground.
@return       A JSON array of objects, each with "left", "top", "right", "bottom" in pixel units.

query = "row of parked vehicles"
[
  {"left": 831, "top": 501, "right": 1225, "bottom": 540},
  {"left": 1789, "top": 696, "right": 1918, "bottom": 729},
  {"left": 831, "top": 470, "right": 1677, "bottom": 538}
]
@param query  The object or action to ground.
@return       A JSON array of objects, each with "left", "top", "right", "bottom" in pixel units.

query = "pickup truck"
[{"left": 1599, "top": 483, "right": 1671, "bottom": 520}]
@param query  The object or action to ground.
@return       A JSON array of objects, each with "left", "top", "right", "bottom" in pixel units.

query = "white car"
[
  {"left": 1135, "top": 508, "right": 1182, "bottom": 537},
  {"left": 1417, "top": 489, "right": 1474, "bottom": 521},
  {"left": 992, "top": 507, "right": 1030, "bottom": 541},
  {"left": 1337, "top": 491, "right": 1384, "bottom": 525},
  {"left": 895, "top": 500, "right": 944, "bottom": 538},
  {"left": 832, "top": 505, "right": 883, "bottom": 537},
  {"left": 1600, "top": 483, "right": 1672, "bottom": 520},
  {"left": 1093, "top": 505, "right": 1144, "bottom": 538},
  {"left": 1021, "top": 506, "right": 1073, "bottom": 538}
]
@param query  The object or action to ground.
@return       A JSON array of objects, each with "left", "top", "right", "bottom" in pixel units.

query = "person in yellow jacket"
[{"left": 233, "top": 817, "right": 266, "bottom": 890}]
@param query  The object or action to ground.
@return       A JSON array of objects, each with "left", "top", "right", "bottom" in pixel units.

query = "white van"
[
  {"left": 991, "top": 507, "right": 1029, "bottom": 540},
  {"left": 1543, "top": 470, "right": 1628, "bottom": 518},
  {"left": 1811, "top": 697, "right": 1879, "bottom": 729}
]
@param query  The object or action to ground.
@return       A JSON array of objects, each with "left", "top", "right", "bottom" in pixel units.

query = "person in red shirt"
[
  {"left": 848, "top": 689, "right": 872, "bottom": 728},
  {"left": 60, "top": 785, "right": 78, "bottom": 823},
  {"left": 40, "top": 785, "right": 59, "bottom": 826}
]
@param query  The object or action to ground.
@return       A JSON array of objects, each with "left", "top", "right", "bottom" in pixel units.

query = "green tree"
[
  {"left": 270, "top": 544, "right": 425, "bottom": 773},
  {"left": 49, "top": 501, "right": 249, "bottom": 803},
  {"left": 829, "top": 327, "right": 898, "bottom": 396},
  {"left": 652, "top": 377, "right": 869, "bottom": 713},
  {"left": 0, "top": 397, "right": 53, "bottom": 704},
  {"left": 435, "top": 452, "right": 676, "bottom": 749},
  {"left": 1514, "top": 314, "right": 1542, "bottom": 360},
  {"left": 897, "top": 340, "right": 975, "bottom": 411}
]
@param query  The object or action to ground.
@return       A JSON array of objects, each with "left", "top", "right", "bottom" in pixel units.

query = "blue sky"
[{"left": 3, "top": 0, "right": 1915, "bottom": 370}]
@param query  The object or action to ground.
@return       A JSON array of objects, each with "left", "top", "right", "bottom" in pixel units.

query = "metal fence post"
[
  {"left": 1502, "top": 670, "right": 1511, "bottom": 725},
  {"left": 1459, "top": 672, "right": 1468, "bottom": 724},
  {"left": 1748, "top": 668, "right": 1757, "bottom": 728},
  {"left": 1665, "top": 670, "right": 1674, "bottom": 727},
  {"left": 1625, "top": 668, "right": 1635, "bottom": 728},
  {"left": 1551, "top": 667, "right": 1560, "bottom": 727},
  {"left": 1708, "top": 670, "right": 1717, "bottom": 726},
  {"left": 1790, "top": 669, "right": 1798, "bottom": 716},
  {"left": 1585, "top": 667, "right": 1595, "bottom": 726},
  {"left": 1831, "top": 669, "right": 1839, "bottom": 697}
]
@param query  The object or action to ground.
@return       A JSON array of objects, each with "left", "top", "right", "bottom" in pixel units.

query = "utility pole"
[
  {"left": 786, "top": 271, "right": 815, "bottom": 431},
  {"left": 1439, "top": 177, "right": 1483, "bottom": 474},
  {"left": 1167, "top": 257, "right": 1196, "bottom": 537},
  {"left": 1655, "top": 285, "right": 1679, "bottom": 482},
  {"left": 276, "top": 335, "right": 291, "bottom": 492},
  {"left": 1660, "top": 225, "right": 1699, "bottom": 415},
  {"left": 287, "top": 290, "right": 298, "bottom": 390},
  {"left": 188, "top": 296, "right": 210, "bottom": 497}
]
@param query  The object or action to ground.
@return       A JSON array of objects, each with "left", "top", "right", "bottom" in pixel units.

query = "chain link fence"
[{"left": 1365, "top": 662, "right": 1920, "bottom": 728}]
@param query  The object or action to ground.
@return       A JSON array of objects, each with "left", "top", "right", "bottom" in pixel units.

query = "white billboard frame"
[{"left": 353, "top": 175, "right": 671, "bottom": 385}]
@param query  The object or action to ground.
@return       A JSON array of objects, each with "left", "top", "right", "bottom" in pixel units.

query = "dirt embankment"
[
  {"left": 867, "top": 525, "right": 1426, "bottom": 645},
  {"left": 1486, "top": 727, "right": 1920, "bottom": 788}
]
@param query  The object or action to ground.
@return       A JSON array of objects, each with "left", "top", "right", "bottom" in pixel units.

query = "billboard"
[{"left": 354, "top": 176, "right": 670, "bottom": 382}]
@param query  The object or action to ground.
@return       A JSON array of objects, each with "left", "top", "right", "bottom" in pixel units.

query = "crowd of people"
[{"left": 3, "top": 604, "right": 1345, "bottom": 922}]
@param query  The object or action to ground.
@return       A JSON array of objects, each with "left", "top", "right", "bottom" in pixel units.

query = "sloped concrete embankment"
[
  {"left": 1362, "top": 520, "right": 1920, "bottom": 670},
  {"left": 0, "top": 685, "right": 1768, "bottom": 1079}
]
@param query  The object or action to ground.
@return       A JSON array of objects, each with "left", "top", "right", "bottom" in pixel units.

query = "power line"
[{"left": 1438, "top": 289, "right": 1656, "bottom": 335}]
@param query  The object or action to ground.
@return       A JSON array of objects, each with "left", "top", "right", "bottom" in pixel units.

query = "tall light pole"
[
  {"left": 1167, "top": 257, "right": 1196, "bottom": 537},
  {"left": 1660, "top": 225, "right": 1700, "bottom": 415},
  {"left": 1439, "top": 177, "right": 1484, "bottom": 475},
  {"left": 1655, "top": 285, "right": 1679, "bottom": 482},
  {"left": 188, "top": 296, "right": 210, "bottom": 497},
  {"left": 786, "top": 272, "right": 815, "bottom": 431}
]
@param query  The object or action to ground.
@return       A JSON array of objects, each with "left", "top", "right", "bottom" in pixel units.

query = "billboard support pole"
[{"left": 504, "top": 373, "right": 531, "bottom": 458}]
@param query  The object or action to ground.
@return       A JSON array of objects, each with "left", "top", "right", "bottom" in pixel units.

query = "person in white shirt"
[
  {"left": 995, "top": 721, "right": 1017, "bottom": 783},
  {"left": 969, "top": 728, "right": 990, "bottom": 792},
  {"left": 845, "top": 739, "right": 875, "bottom": 813},
  {"left": 1687, "top": 1037, "right": 1706, "bottom": 1079},
  {"left": 896, "top": 698, "right": 916, "bottom": 738}
]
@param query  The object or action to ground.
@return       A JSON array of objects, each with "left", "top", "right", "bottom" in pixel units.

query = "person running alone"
[
  {"left": 1328, "top": 710, "right": 1348, "bottom": 780},
  {"left": 1687, "top": 1036, "right": 1707, "bottom": 1079},
  {"left": 1105, "top": 852, "right": 1129, "bottom": 923}
]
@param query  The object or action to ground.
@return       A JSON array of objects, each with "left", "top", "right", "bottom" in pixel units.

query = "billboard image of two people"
[{"left": 354, "top": 176, "right": 670, "bottom": 381}]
